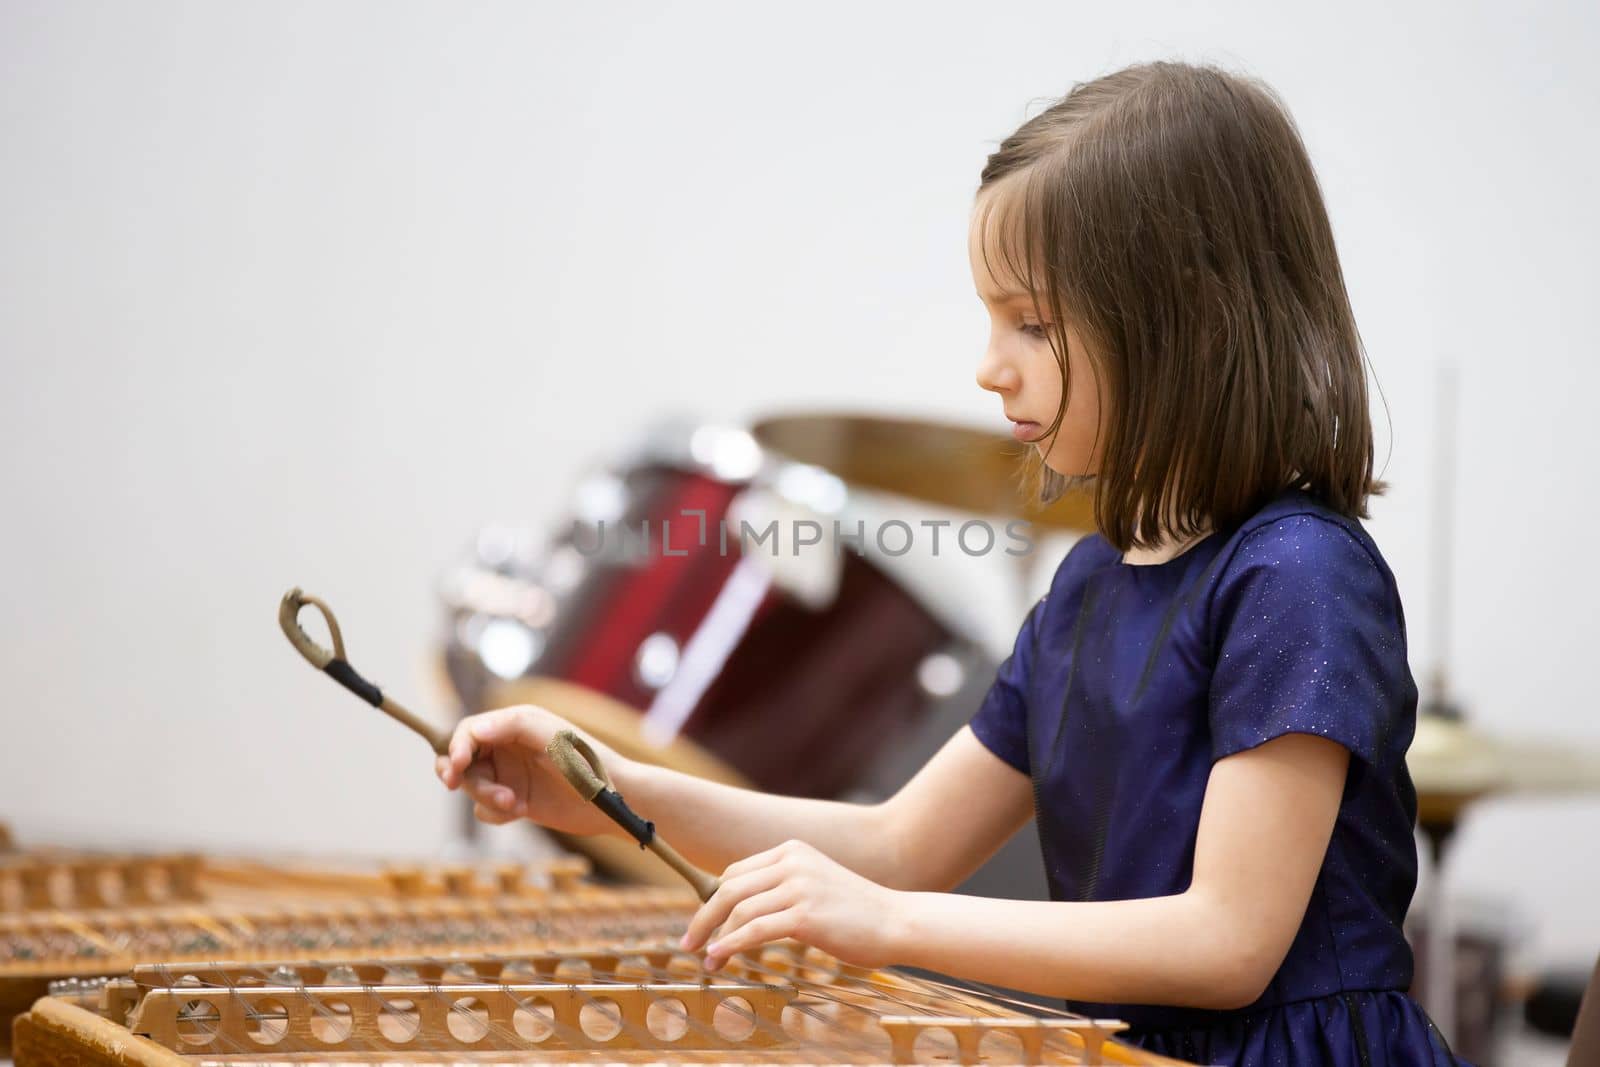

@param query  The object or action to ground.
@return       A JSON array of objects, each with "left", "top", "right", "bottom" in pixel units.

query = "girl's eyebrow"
[{"left": 978, "top": 287, "right": 1037, "bottom": 305}]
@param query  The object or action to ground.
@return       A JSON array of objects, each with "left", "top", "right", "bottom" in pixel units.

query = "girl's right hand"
[{"left": 434, "top": 704, "right": 629, "bottom": 839}]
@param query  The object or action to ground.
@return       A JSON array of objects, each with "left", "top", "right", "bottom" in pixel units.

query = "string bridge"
[{"left": 129, "top": 980, "right": 799, "bottom": 1054}]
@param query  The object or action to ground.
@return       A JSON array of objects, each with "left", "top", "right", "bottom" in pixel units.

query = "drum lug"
[{"left": 633, "top": 632, "right": 681, "bottom": 690}]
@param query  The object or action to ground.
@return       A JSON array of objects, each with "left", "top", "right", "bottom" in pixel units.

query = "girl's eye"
[{"left": 1020, "top": 323, "right": 1052, "bottom": 340}]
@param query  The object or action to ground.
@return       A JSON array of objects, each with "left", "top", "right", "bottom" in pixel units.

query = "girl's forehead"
[{"left": 969, "top": 189, "right": 1038, "bottom": 303}]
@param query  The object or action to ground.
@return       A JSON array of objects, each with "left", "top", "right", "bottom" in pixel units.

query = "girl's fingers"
[
  {"left": 463, "top": 767, "right": 505, "bottom": 809},
  {"left": 703, "top": 910, "right": 799, "bottom": 971},
  {"left": 681, "top": 864, "right": 787, "bottom": 951},
  {"left": 715, "top": 842, "right": 789, "bottom": 886},
  {"left": 712, "top": 885, "right": 793, "bottom": 949},
  {"left": 472, "top": 801, "right": 518, "bottom": 826},
  {"left": 447, "top": 707, "right": 534, "bottom": 787},
  {"left": 471, "top": 706, "right": 541, "bottom": 749},
  {"left": 496, "top": 752, "right": 532, "bottom": 804},
  {"left": 446, "top": 720, "right": 479, "bottom": 786},
  {"left": 463, "top": 767, "right": 515, "bottom": 811}
]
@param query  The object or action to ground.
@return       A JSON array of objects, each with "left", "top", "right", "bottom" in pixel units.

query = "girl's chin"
[{"left": 1030, "top": 437, "right": 1097, "bottom": 480}]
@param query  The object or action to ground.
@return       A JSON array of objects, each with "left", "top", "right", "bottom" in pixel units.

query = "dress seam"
[
  {"left": 1319, "top": 861, "right": 1351, "bottom": 992},
  {"left": 1318, "top": 844, "right": 1382, "bottom": 1065},
  {"left": 1341, "top": 991, "right": 1376, "bottom": 1067}
]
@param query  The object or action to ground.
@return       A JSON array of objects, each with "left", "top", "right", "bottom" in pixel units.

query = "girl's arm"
[
  {"left": 682, "top": 731, "right": 1349, "bottom": 1012},
  {"left": 622, "top": 724, "right": 1035, "bottom": 887},
  {"left": 437, "top": 705, "right": 1034, "bottom": 891}
]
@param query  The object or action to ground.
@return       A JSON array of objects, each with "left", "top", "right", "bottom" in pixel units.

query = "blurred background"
[{"left": 1, "top": 1, "right": 1597, "bottom": 1063}]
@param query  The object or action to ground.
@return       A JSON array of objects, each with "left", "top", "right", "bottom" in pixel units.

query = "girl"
[{"left": 437, "top": 61, "right": 1460, "bottom": 1066}]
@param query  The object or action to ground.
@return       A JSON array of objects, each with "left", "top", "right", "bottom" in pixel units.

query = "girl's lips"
[{"left": 1010, "top": 420, "right": 1041, "bottom": 441}]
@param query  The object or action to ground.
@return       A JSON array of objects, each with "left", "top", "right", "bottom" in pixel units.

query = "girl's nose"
[{"left": 976, "top": 345, "right": 1020, "bottom": 395}]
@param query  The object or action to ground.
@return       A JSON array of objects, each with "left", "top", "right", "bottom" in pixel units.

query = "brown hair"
[{"left": 976, "top": 60, "right": 1382, "bottom": 552}]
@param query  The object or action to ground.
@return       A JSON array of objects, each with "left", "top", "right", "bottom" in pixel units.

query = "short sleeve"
[
  {"left": 968, "top": 596, "right": 1045, "bottom": 776},
  {"left": 1207, "top": 515, "right": 1414, "bottom": 766}
]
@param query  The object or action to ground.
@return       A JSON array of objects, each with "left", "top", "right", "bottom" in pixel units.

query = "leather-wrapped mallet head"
[
  {"left": 546, "top": 729, "right": 720, "bottom": 902},
  {"left": 279, "top": 587, "right": 342, "bottom": 669},
  {"left": 547, "top": 729, "right": 612, "bottom": 800},
  {"left": 278, "top": 587, "right": 450, "bottom": 754}
]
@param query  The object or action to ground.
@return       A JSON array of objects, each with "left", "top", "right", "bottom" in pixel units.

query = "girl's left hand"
[{"left": 678, "top": 839, "right": 904, "bottom": 972}]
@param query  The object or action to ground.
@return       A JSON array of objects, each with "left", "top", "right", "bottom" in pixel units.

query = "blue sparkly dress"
[{"left": 968, "top": 491, "right": 1466, "bottom": 1066}]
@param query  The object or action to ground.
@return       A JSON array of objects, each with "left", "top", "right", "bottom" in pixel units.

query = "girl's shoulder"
[
  {"left": 1213, "top": 489, "right": 1395, "bottom": 582},
  {"left": 1201, "top": 488, "right": 1406, "bottom": 639}
]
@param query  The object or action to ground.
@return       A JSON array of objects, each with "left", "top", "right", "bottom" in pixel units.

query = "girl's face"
[{"left": 969, "top": 203, "right": 1104, "bottom": 478}]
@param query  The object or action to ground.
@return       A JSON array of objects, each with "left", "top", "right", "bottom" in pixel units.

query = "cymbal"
[
  {"left": 750, "top": 412, "right": 1097, "bottom": 532},
  {"left": 1408, "top": 713, "right": 1600, "bottom": 824}
]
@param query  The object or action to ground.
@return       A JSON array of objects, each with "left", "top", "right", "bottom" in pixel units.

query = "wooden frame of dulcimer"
[{"left": 16, "top": 939, "right": 1193, "bottom": 1066}]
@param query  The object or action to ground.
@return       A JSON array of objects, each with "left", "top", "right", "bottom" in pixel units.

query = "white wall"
[{"left": 1, "top": 0, "right": 1596, "bottom": 968}]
